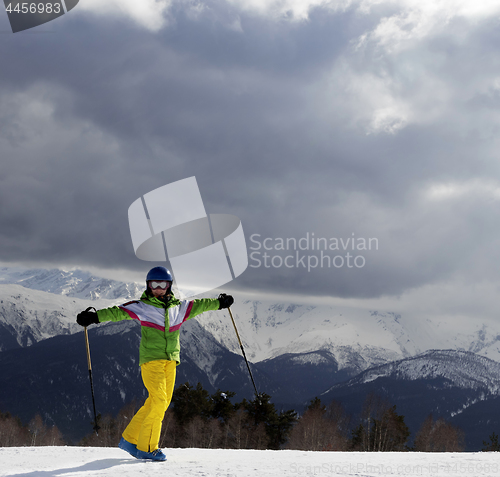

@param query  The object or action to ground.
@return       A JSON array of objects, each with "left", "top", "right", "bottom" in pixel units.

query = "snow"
[
  {"left": 0, "top": 447, "right": 499, "bottom": 477},
  {"left": 0, "top": 266, "right": 142, "bottom": 301},
  {"left": 200, "top": 300, "right": 500, "bottom": 369},
  {"left": 0, "top": 283, "right": 121, "bottom": 349},
  {"left": 4, "top": 264, "right": 500, "bottom": 378}
]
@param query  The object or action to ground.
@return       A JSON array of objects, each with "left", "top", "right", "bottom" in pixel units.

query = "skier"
[{"left": 76, "top": 266, "right": 234, "bottom": 461}]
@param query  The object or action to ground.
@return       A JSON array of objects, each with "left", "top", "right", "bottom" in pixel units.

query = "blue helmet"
[{"left": 146, "top": 266, "right": 173, "bottom": 282}]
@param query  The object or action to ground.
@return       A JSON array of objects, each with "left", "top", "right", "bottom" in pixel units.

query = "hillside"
[{"left": 321, "top": 350, "right": 500, "bottom": 449}]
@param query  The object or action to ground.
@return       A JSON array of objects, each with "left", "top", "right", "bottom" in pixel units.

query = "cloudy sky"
[{"left": 2, "top": 0, "right": 500, "bottom": 320}]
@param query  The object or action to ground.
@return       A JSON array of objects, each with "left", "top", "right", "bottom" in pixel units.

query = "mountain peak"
[{"left": 0, "top": 266, "right": 142, "bottom": 301}]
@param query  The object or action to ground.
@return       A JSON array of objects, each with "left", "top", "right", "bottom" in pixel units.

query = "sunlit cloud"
[
  {"left": 424, "top": 180, "right": 500, "bottom": 202},
  {"left": 78, "top": 0, "right": 173, "bottom": 31}
]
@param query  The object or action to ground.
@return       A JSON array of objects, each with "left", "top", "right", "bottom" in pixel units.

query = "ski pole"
[
  {"left": 84, "top": 324, "right": 100, "bottom": 435},
  {"left": 227, "top": 307, "right": 260, "bottom": 400}
]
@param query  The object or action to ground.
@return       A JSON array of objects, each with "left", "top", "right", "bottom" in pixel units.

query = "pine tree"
[
  {"left": 268, "top": 409, "right": 298, "bottom": 450},
  {"left": 241, "top": 393, "right": 297, "bottom": 449},
  {"left": 482, "top": 432, "right": 500, "bottom": 452},
  {"left": 171, "top": 382, "right": 213, "bottom": 424},
  {"left": 210, "top": 390, "right": 236, "bottom": 423}
]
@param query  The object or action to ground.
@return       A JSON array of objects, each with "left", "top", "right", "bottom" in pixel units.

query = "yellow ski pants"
[{"left": 122, "top": 359, "right": 176, "bottom": 452}]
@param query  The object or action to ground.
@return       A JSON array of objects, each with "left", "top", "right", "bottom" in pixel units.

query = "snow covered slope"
[
  {"left": 0, "top": 266, "right": 142, "bottom": 300},
  {"left": 2, "top": 265, "right": 500, "bottom": 374},
  {"left": 0, "top": 266, "right": 411, "bottom": 373},
  {"left": 0, "top": 266, "right": 143, "bottom": 352},
  {"left": 338, "top": 349, "right": 500, "bottom": 393},
  {"left": 0, "top": 284, "right": 121, "bottom": 351},
  {"left": 0, "top": 278, "right": 410, "bottom": 374},
  {"left": 320, "top": 350, "right": 500, "bottom": 450},
  {"left": 203, "top": 304, "right": 411, "bottom": 370},
  {"left": 0, "top": 446, "right": 498, "bottom": 477},
  {"left": 201, "top": 302, "right": 500, "bottom": 373}
]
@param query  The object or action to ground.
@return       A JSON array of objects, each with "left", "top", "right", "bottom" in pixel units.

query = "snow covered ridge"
[
  {"left": 0, "top": 266, "right": 142, "bottom": 301},
  {"left": 325, "top": 350, "right": 500, "bottom": 394},
  {"left": 0, "top": 266, "right": 143, "bottom": 350},
  {"left": 201, "top": 301, "right": 500, "bottom": 370},
  {"left": 0, "top": 283, "right": 128, "bottom": 351},
  {"left": 0, "top": 447, "right": 499, "bottom": 477},
  {"left": 3, "top": 265, "right": 500, "bottom": 370}
]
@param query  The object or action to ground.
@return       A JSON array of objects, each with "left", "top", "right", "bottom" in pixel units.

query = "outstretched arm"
[
  {"left": 76, "top": 304, "right": 134, "bottom": 327},
  {"left": 167, "top": 294, "right": 234, "bottom": 332}
]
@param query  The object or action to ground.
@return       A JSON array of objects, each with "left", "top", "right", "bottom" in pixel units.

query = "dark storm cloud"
[{"left": 2, "top": 0, "right": 500, "bottom": 301}]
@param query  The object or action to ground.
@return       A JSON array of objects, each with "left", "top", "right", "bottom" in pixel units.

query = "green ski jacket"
[{"left": 97, "top": 291, "right": 220, "bottom": 365}]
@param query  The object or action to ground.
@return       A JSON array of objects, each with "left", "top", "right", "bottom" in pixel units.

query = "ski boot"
[
  {"left": 136, "top": 448, "right": 167, "bottom": 461},
  {"left": 118, "top": 437, "right": 138, "bottom": 458}
]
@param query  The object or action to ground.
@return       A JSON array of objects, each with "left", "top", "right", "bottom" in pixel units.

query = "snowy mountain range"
[
  {"left": 326, "top": 349, "right": 500, "bottom": 394},
  {"left": 3, "top": 266, "right": 500, "bottom": 370},
  {"left": 0, "top": 266, "right": 142, "bottom": 301},
  {"left": 320, "top": 349, "right": 500, "bottom": 450},
  {"left": 1, "top": 265, "right": 500, "bottom": 449}
]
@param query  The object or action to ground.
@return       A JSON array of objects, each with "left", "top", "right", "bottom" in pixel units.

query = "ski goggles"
[{"left": 149, "top": 281, "right": 171, "bottom": 289}]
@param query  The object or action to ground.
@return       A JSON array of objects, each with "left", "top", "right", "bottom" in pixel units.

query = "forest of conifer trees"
[{"left": 0, "top": 382, "right": 489, "bottom": 451}]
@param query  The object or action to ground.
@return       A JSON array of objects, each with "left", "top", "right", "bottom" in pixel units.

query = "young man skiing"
[{"left": 76, "top": 266, "right": 234, "bottom": 461}]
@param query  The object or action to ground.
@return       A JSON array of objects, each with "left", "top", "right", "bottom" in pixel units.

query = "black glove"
[
  {"left": 76, "top": 307, "right": 99, "bottom": 327},
  {"left": 218, "top": 293, "right": 234, "bottom": 310}
]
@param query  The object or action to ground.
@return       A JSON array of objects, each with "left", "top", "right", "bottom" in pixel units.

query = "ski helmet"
[{"left": 146, "top": 266, "right": 173, "bottom": 282}]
